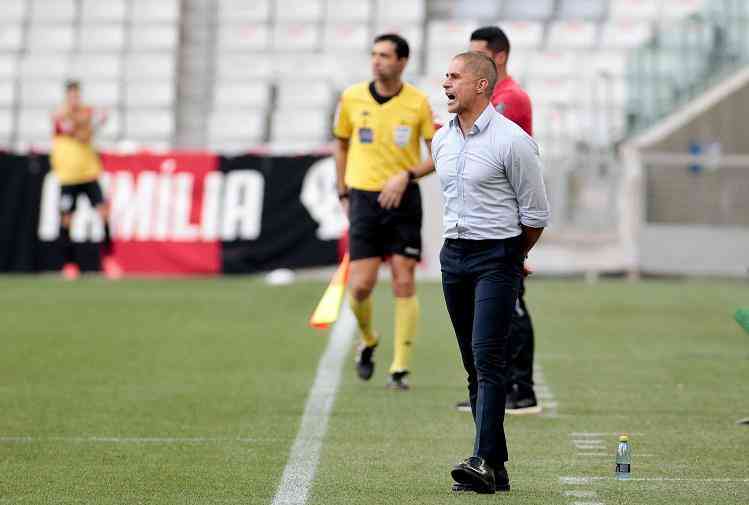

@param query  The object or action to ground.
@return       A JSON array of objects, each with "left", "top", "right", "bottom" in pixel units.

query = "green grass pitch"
[{"left": 1, "top": 276, "right": 747, "bottom": 504}]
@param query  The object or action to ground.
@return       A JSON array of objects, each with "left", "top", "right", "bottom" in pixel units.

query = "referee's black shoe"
[
  {"left": 451, "top": 463, "right": 510, "bottom": 493},
  {"left": 355, "top": 342, "right": 377, "bottom": 381},
  {"left": 450, "top": 456, "right": 500, "bottom": 494}
]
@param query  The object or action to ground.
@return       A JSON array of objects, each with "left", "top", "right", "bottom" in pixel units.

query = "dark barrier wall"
[{"left": 0, "top": 151, "right": 344, "bottom": 275}]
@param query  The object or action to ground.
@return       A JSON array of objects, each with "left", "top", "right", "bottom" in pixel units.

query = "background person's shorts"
[
  {"left": 60, "top": 181, "right": 104, "bottom": 214},
  {"left": 348, "top": 184, "right": 422, "bottom": 261}
]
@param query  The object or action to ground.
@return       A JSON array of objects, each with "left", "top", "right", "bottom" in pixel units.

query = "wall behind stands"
[{"left": 0, "top": 151, "right": 345, "bottom": 275}]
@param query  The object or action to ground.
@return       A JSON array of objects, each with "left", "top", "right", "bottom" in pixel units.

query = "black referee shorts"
[
  {"left": 348, "top": 184, "right": 422, "bottom": 261},
  {"left": 60, "top": 181, "right": 104, "bottom": 215}
]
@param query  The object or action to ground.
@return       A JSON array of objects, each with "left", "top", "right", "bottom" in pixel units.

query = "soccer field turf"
[{"left": 1, "top": 276, "right": 747, "bottom": 504}]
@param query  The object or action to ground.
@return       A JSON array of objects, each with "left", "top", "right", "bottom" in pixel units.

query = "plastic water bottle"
[{"left": 615, "top": 434, "right": 631, "bottom": 480}]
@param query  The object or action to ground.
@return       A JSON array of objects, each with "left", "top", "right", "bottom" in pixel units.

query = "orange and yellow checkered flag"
[{"left": 309, "top": 254, "right": 350, "bottom": 329}]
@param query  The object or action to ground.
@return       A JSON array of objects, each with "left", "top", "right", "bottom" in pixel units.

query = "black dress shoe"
[
  {"left": 450, "top": 464, "right": 510, "bottom": 493},
  {"left": 450, "top": 456, "right": 495, "bottom": 494}
]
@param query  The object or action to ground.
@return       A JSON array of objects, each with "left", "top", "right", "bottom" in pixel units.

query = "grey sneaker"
[{"left": 386, "top": 370, "right": 410, "bottom": 390}]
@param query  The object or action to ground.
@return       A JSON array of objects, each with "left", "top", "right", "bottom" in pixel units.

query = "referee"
[
  {"left": 333, "top": 34, "right": 436, "bottom": 390},
  {"left": 433, "top": 52, "right": 549, "bottom": 493}
]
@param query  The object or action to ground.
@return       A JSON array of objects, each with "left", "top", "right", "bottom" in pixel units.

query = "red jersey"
[{"left": 490, "top": 76, "right": 533, "bottom": 136}]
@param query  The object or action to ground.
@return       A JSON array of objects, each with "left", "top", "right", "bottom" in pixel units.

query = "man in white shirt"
[{"left": 432, "top": 52, "right": 550, "bottom": 494}]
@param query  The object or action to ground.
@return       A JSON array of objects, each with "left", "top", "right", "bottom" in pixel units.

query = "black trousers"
[
  {"left": 508, "top": 278, "right": 535, "bottom": 395},
  {"left": 440, "top": 237, "right": 523, "bottom": 467}
]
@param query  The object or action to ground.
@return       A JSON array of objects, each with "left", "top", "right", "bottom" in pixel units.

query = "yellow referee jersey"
[{"left": 333, "top": 81, "right": 435, "bottom": 192}]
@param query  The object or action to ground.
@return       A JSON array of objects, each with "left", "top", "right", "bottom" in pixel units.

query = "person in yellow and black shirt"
[
  {"left": 51, "top": 80, "right": 121, "bottom": 279},
  {"left": 334, "top": 33, "right": 436, "bottom": 390}
]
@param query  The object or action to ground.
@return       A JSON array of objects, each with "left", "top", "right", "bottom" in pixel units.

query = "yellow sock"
[
  {"left": 349, "top": 294, "right": 378, "bottom": 347},
  {"left": 390, "top": 296, "right": 419, "bottom": 374}
]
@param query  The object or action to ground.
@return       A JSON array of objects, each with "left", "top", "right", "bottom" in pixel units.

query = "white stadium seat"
[
  {"left": 451, "top": 0, "right": 503, "bottom": 20},
  {"left": 216, "top": 53, "right": 274, "bottom": 80},
  {"left": 499, "top": 21, "right": 545, "bottom": 49},
  {"left": 125, "top": 109, "right": 175, "bottom": 140},
  {"left": 0, "top": 81, "right": 16, "bottom": 107},
  {"left": 325, "top": 0, "right": 372, "bottom": 22},
  {"left": 0, "top": 56, "right": 18, "bottom": 78},
  {"left": 275, "top": 0, "right": 323, "bottom": 22},
  {"left": 275, "top": 53, "right": 334, "bottom": 79},
  {"left": 79, "top": 24, "right": 126, "bottom": 52},
  {"left": 19, "top": 79, "right": 62, "bottom": 107},
  {"left": 70, "top": 55, "right": 122, "bottom": 80},
  {"left": 324, "top": 23, "right": 369, "bottom": 52},
  {"left": 609, "top": 0, "right": 661, "bottom": 20},
  {"left": 584, "top": 50, "right": 630, "bottom": 77},
  {"left": 218, "top": 23, "right": 270, "bottom": 51},
  {"left": 376, "top": 0, "right": 425, "bottom": 24},
  {"left": 558, "top": 0, "right": 608, "bottom": 20},
  {"left": 18, "top": 108, "right": 53, "bottom": 141},
  {"left": 426, "top": 50, "right": 458, "bottom": 76},
  {"left": 218, "top": 0, "right": 271, "bottom": 22},
  {"left": 209, "top": 110, "right": 266, "bottom": 144},
  {"left": 527, "top": 77, "right": 579, "bottom": 105},
  {"left": 0, "top": 26, "right": 24, "bottom": 51},
  {"left": 213, "top": 82, "right": 272, "bottom": 109},
  {"left": 126, "top": 82, "right": 175, "bottom": 107},
  {"left": 277, "top": 81, "right": 332, "bottom": 108},
  {"left": 20, "top": 55, "right": 70, "bottom": 78},
  {"left": 84, "top": 81, "right": 120, "bottom": 108},
  {"left": 0, "top": 108, "right": 13, "bottom": 143},
  {"left": 273, "top": 23, "right": 321, "bottom": 51},
  {"left": 96, "top": 109, "right": 121, "bottom": 140},
  {"left": 81, "top": 0, "right": 127, "bottom": 22},
  {"left": 31, "top": 0, "right": 76, "bottom": 22},
  {"left": 5, "top": 0, "right": 28, "bottom": 22},
  {"left": 502, "top": 0, "right": 555, "bottom": 20},
  {"left": 600, "top": 21, "right": 653, "bottom": 48},
  {"left": 546, "top": 21, "right": 598, "bottom": 49},
  {"left": 27, "top": 25, "right": 75, "bottom": 52},
  {"left": 129, "top": 25, "right": 179, "bottom": 51},
  {"left": 527, "top": 51, "right": 577, "bottom": 77},
  {"left": 375, "top": 23, "right": 423, "bottom": 54},
  {"left": 427, "top": 20, "right": 478, "bottom": 51},
  {"left": 271, "top": 108, "right": 330, "bottom": 143},
  {"left": 125, "top": 54, "right": 176, "bottom": 81},
  {"left": 660, "top": 0, "right": 705, "bottom": 22},
  {"left": 131, "top": 0, "right": 180, "bottom": 23}
]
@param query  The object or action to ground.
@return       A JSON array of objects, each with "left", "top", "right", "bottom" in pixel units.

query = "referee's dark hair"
[
  {"left": 374, "top": 33, "right": 410, "bottom": 60},
  {"left": 470, "top": 26, "right": 511, "bottom": 56}
]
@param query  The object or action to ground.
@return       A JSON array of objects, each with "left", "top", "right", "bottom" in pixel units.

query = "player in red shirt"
[{"left": 451, "top": 26, "right": 541, "bottom": 420}]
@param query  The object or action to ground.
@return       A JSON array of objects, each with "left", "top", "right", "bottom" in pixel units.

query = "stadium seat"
[
  {"left": 218, "top": 23, "right": 270, "bottom": 51},
  {"left": 0, "top": 81, "right": 16, "bottom": 107},
  {"left": 0, "top": 56, "right": 18, "bottom": 78},
  {"left": 0, "top": 108, "right": 12, "bottom": 144},
  {"left": 325, "top": 0, "right": 372, "bottom": 22},
  {"left": 31, "top": 0, "right": 76, "bottom": 23},
  {"left": 600, "top": 20, "right": 653, "bottom": 48},
  {"left": 659, "top": 17, "right": 712, "bottom": 48},
  {"left": 216, "top": 53, "right": 273, "bottom": 80},
  {"left": 84, "top": 81, "right": 120, "bottom": 108},
  {"left": 78, "top": 24, "right": 127, "bottom": 52},
  {"left": 499, "top": 21, "right": 545, "bottom": 49},
  {"left": 129, "top": 25, "right": 179, "bottom": 51},
  {"left": 273, "top": 23, "right": 321, "bottom": 51},
  {"left": 450, "top": 0, "right": 503, "bottom": 20},
  {"left": 502, "top": 0, "right": 555, "bottom": 21},
  {"left": 17, "top": 108, "right": 52, "bottom": 142},
  {"left": 609, "top": 0, "right": 661, "bottom": 20},
  {"left": 326, "top": 52, "right": 371, "bottom": 85},
  {"left": 275, "top": 52, "right": 335, "bottom": 79},
  {"left": 4, "top": 0, "right": 28, "bottom": 23},
  {"left": 213, "top": 82, "right": 272, "bottom": 109},
  {"left": 557, "top": 0, "right": 608, "bottom": 20},
  {"left": 376, "top": 0, "right": 425, "bottom": 24},
  {"left": 426, "top": 50, "right": 458, "bottom": 76},
  {"left": 80, "top": 0, "right": 128, "bottom": 23},
  {"left": 527, "top": 51, "right": 577, "bottom": 77},
  {"left": 0, "top": 26, "right": 24, "bottom": 52},
  {"left": 585, "top": 50, "right": 630, "bottom": 77},
  {"left": 97, "top": 109, "right": 121, "bottom": 140},
  {"left": 126, "top": 82, "right": 175, "bottom": 107},
  {"left": 20, "top": 55, "right": 70, "bottom": 78},
  {"left": 131, "top": 0, "right": 181, "bottom": 23},
  {"left": 275, "top": 0, "right": 323, "bottom": 22},
  {"left": 270, "top": 108, "right": 330, "bottom": 143},
  {"left": 546, "top": 21, "right": 598, "bottom": 49},
  {"left": 323, "top": 23, "right": 369, "bottom": 52},
  {"left": 71, "top": 55, "right": 122, "bottom": 81},
  {"left": 527, "top": 77, "right": 579, "bottom": 105},
  {"left": 506, "top": 50, "right": 530, "bottom": 78},
  {"left": 125, "top": 54, "right": 176, "bottom": 81},
  {"left": 124, "top": 109, "right": 175, "bottom": 141},
  {"left": 427, "top": 20, "right": 478, "bottom": 50},
  {"left": 660, "top": 0, "right": 705, "bottom": 22},
  {"left": 277, "top": 81, "right": 333, "bottom": 109},
  {"left": 218, "top": 0, "right": 271, "bottom": 22},
  {"left": 27, "top": 25, "right": 75, "bottom": 52},
  {"left": 375, "top": 23, "right": 424, "bottom": 54},
  {"left": 19, "top": 79, "right": 62, "bottom": 107},
  {"left": 208, "top": 110, "right": 267, "bottom": 144}
]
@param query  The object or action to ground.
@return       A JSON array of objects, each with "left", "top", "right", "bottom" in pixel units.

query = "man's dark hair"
[
  {"left": 373, "top": 33, "right": 410, "bottom": 59},
  {"left": 470, "top": 26, "right": 511, "bottom": 55},
  {"left": 64, "top": 79, "right": 80, "bottom": 91}
]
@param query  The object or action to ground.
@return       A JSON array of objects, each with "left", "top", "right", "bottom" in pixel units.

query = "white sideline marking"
[
  {"left": 571, "top": 502, "right": 604, "bottom": 505},
  {"left": 533, "top": 365, "right": 558, "bottom": 418},
  {"left": 561, "top": 476, "right": 749, "bottom": 483},
  {"left": 0, "top": 436, "right": 263, "bottom": 444},
  {"left": 571, "top": 432, "right": 643, "bottom": 437},
  {"left": 563, "top": 490, "right": 597, "bottom": 498},
  {"left": 271, "top": 306, "right": 357, "bottom": 505},
  {"left": 561, "top": 477, "right": 593, "bottom": 485}
]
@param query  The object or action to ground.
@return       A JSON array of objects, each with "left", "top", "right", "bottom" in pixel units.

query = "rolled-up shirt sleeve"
[{"left": 506, "top": 134, "right": 550, "bottom": 228}]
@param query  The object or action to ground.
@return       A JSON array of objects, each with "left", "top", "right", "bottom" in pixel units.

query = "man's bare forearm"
[
  {"left": 334, "top": 138, "right": 349, "bottom": 194},
  {"left": 520, "top": 225, "right": 544, "bottom": 258}
]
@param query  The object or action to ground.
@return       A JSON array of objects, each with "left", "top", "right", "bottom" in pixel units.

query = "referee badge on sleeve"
[
  {"left": 393, "top": 125, "right": 411, "bottom": 147},
  {"left": 358, "top": 127, "right": 374, "bottom": 144}
]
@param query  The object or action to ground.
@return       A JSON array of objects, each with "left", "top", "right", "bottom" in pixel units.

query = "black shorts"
[
  {"left": 60, "top": 181, "right": 104, "bottom": 214},
  {"left": 348, "top": 184, "right": 422, "bottom": 261}
]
